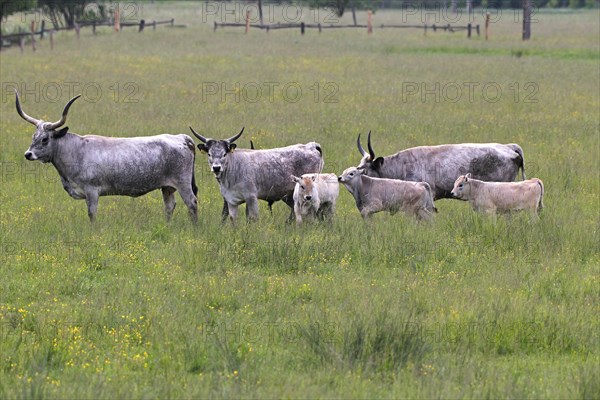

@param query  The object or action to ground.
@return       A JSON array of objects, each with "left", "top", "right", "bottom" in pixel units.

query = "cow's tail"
[
  {"left": 535, "top": 179, "right": 544, "bottom": 212},
  {"left": 185, "top": 135, "right": 199, "bottom": 196},
  {"left": 509, "top": 143, "right": 526, "bottom": 180},
  {"left": 311, "top": 142, "right": 324, "bottom": 173},
  {"left": 422, "top": 183, "right": 438, "bottom": 214}
]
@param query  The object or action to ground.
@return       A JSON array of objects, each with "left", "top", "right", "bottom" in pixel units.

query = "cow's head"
[
  {"left": 338, "top": 166, "right": 363, "bottom": 185},
  {"left": 16, "top": 91, "right": 80, "bottom": 163},
  {"left": 450, "top": 173, "right": 472, "bottom": 200},
  {"left": 292, "top": 174, "right": 317, "bottom": 202},
  {"left": 189, "top": 127, "right": 244, "bottom": 178},
  {"left": 356, "top": 131, "right": 384, "bottom": 177}
]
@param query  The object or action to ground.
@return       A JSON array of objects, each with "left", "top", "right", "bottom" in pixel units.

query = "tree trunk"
[
  {"left": 258, "top": 0, "right": 263, "bottom": 25},
  {"left": 351, "top": 0, "right": 357, "bottom": 26}
]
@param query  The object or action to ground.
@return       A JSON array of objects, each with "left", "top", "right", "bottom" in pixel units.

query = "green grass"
[{"left": 0, "top": 2, "right": 598, "bottom": 398}]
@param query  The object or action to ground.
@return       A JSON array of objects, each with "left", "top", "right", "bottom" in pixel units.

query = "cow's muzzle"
[
  {"left": 24, "top": 151, "right": 35, "bottom": 160},
  {"left": 212, "top": 166, "right": 221, "bottom": 173}
]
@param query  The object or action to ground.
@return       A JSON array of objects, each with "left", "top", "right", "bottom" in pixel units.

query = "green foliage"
[{"left": 0, "top": 0, "right": 36, "bottom": 25}]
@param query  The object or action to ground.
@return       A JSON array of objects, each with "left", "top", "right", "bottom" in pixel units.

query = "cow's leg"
[
  {"left": 294, "top": 204, "right": 303, "bottom": 224},
  {"left": 228, "top": 203, "right": 239, "bottom": 224},
  {"left": 283, "top": 195, "right": 295, "bottom": 223},
  {"left": 177, "top": 185, "right": 198, "bottom": 224},
  {"left": 221, "top": 199, "right": 230, "bottom": 224},
  {"left": 161, "top": 187, "right": 177, "bottom": 222},
  {"left": 417, "top": 207, "right": 432, "bottom": 221},
  {"left": 85, "top": 190, "right": 99, "bottom": 223},
  {"left": 245, "top": 197, "right": 259, "bottom": 221}
]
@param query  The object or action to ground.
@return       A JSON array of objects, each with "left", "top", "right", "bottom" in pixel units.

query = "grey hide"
[
  {"left": 17, "top": 92, "right": 198, "bottom": 223},
  {"left": 190, "top": 127, "right": 323, "bottom": 223},
  {"left": 356, "top": 131, "right": 526, "bottom": 200}
]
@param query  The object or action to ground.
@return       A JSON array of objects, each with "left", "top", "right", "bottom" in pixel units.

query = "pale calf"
[
  {"left": 338, "top": 167, "right": 437, "bottom": 220},
  {"left": 451, "top": 173, "right": 544, "bottom": 216},
  {"left": 291, "top": 173, "right": 339, "bottom": 223}
]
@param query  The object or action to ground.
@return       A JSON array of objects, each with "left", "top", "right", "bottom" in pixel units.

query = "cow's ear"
[
  {"left": 291, "top": 175, "right": 300, "bottom": 183},
  {"left": 197, "top": 144, "right": 208, "bottom": 153},
  {"left": 373, "top": 157, "right": 384, "bottom": 169},
  {"left": 54, "top": 127, "right": 69, "bottom": 138},
  {"left": 311, "top": 175, "right": 316, "bottom": 181},
  {"left": 465, "top": 173, "right": 472, "bottom": 180},
  {"left": 229, "top": 143, "right": 237, "bottom": 152}
]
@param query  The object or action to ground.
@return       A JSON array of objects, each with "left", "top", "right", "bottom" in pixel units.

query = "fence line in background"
[
  {"left": 0, "top": 18, "right": 179, "bottom": 53},
  {"left": 214, "top": 20, "right": 481, "bottom": 38}
]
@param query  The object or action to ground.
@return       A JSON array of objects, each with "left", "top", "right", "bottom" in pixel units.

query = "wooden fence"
[
  {"left": 1, "top": 18, "right": 179, "bottom": 52},
  {"left": 214, "top": 20, "right": 481, "bottom": 38}
]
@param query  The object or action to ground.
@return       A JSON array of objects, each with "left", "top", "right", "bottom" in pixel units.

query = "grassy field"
[{"left": 0, "top": 2, "right": 598, "bottom": 398}]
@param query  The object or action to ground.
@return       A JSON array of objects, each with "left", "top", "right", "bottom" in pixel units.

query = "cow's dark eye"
[
  {"left": 459, "top": 184, "right": 463, "bottom": 188},
  {"left": 42, "top": 137, "right": 49, "bottom": 145}
]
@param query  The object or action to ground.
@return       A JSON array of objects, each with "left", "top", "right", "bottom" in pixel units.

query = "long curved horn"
[
  {"left": 46, "top": 95, "right": 81, "bottom": 130},
  {"left": 367, "top": 130, "right": 376, "bottom": 160},
  {"left": 189, "top": 126, "right": 208, "bottom": 143},
  {"left": 357, "top": 134, "right": 367, "bottom": 157},
  {"left": 15, "top": 91, "right": 41, "bottom": 126},
  {"left": 226, "top": 127, "right": 244, "bottom": 144}
]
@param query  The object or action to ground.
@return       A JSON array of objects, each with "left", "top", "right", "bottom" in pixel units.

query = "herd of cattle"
[{"left": 16, "top": 93, "right": 545, "bottom": 223}]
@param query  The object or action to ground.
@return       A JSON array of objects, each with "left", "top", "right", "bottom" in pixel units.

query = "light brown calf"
[{"left": 451, "top": 173, "right": 544, "bottom": 216}]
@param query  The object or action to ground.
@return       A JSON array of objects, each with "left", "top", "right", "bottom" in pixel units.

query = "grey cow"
[
  {"left": 190, "top": 127, "right": 323, "bottom": 223},
  {"left": 17, "top": 92, "right": 198, "bottom": 223},
  {"left": 356, "top": 132, "right": 526, "bottom": 200},
  {"left": 338, "top": 167, "right": 437, "bottom": 220}
]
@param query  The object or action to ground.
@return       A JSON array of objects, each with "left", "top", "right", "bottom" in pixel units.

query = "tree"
[
  {"left": 37, "top": 0, "right": 99, "bottom": 29},
  {"left": 1, "top": 0, "right": 37, "bottom": 30}
]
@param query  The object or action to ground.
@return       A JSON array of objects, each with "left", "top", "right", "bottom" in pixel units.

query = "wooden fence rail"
[
  {"left": 214, "top": 21, "right": 480, "bottom": 38},
  {"left": 0, "top": 18, "right": 178, "bottom": 52}
]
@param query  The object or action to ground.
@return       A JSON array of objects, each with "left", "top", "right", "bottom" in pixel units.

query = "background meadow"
[{"left": 0, "top": 2, "right": 598, "bottom": 398}]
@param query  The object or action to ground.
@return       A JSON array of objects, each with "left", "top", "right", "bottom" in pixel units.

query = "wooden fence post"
[
  {"left": 476, "top": 24, "right": 480, "bottom": 36},
  {"left": 522, "top": 0, "right": 531, "bottom": 40},
  {"left": 50, "top": 30, "right": 54, "bottom": 50},
  {"left": 153, "top": 20, "right": 157, "bottom": 30},
  {"left": 171, "top": 18, "right": 174, "bottom": 27},
  {"left": 30, "top": 21, "right": 36, "bottom": 52},
  {"left": 467, "top": 23, "right": 471, "bottom": 38},
  {"left": 40, "top": 20, "right": 45, "bottom": 39},
  {"left": 114, "top": 7, "right": 120, "bottom": 32},
  {"left": 318, "top": 23, "right": 322, "bottom": 33},
  {"left": 75, "top": 23, "right": 81, "bottom": 40},
  {"left": 301, "top": 22, "right": 305, "bottom": 35},
  {"left": 20, "top": 36, "right": 25, "bottom": 54},
  {"left": 485, "top": 12, "right": 490, "bottom": 40},
  {"left": 93, "top": 21, "right": 96, "bottom": 35},
  {"left": 367, "top": 10, "right": 372, "bottom": 34},
  {"left": 139, "top": 19, "right": 145, "bottom": 32},
  {"left": 245, "top": 10, "right": 250, "bottom": 34}
]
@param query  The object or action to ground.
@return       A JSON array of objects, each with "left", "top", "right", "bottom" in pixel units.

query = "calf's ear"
[
  {"left": 291, "top": 175, "right": 300, "bottom": 183},
  {"left": 228, "top": 143, "right": 237, "bottom": 152},
  {"left": 373, "top": 157, "right": 384, "bottom": 170},
  {"left": 53, "top": 127, "right": 69, "bottom": 138},
  {"left": 197, "top": 144, "right": 208, "bottom": 153},
  {"left": 311, "top": 175, "right": 316, "bottom": 181},
  {"left": 465, "top": 173, "right": 472, "bottom": 180}
]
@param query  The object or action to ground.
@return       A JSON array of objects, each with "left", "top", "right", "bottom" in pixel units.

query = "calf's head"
[
  {"left": 338, "top": 167, "right": 362, "bottom": 185},
  {"left": 16, "top": 91, "right": 80, "bottom": 163},
  {"left": 189, "top": 127, "right": 244, "bottom": 178},
  {"left": 451, "top": 173, "right": 472, "bottom": 200},
  {"left": 292, "top": 174, "right": 317, "bottom": 202},
  {"left": 356, "top": 131, "right": 385, "bottom": 177}
]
